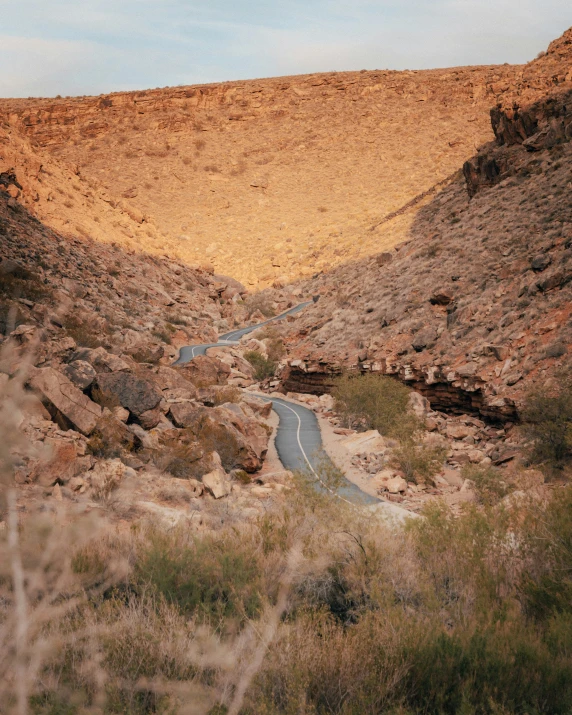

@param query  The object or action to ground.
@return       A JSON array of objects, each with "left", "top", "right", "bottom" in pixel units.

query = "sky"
[{"left": 1, "top": 1, "right": 571, "bottom": 98}]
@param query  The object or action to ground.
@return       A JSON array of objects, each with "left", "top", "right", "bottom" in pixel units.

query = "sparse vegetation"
[
  {"left": 332, "top": 373, "right": 421, "bottom": 439},
  {"left": 244, "top": 350, "right": 277, "bottom": 381},
  {"left": 4, "top": 482, "right": 572, "bottom": 714},
  {"left": 62, "top": 312, "right": 109, "bottom": 348},
  {"left": 0, "top": 267, "right": 52, "bottom": 305},
  {"left": 391, "top": 440, "right": 446, "bottom": 484},
  {"left": 211, "top": 386, "right": 241, "bottom": 405},
  {"left": 244, "top": 293, "right": 276, "bottom": 319},
  {"left": 462, "top": 463, "right": 514, "bottom": 506},
  {"left": 521, "top": 374, "right": 572, "bottom": 470}
]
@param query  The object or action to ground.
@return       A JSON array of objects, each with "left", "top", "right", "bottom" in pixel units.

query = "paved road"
[
  {"left": 173, "top": 302, "right": 311, "bottom": 365},
  {"left": 253, "top": 395, "right": 378, "bottom": 506},
  {"left": 173, "top": 301, "right": 380, "bottom": 506}
]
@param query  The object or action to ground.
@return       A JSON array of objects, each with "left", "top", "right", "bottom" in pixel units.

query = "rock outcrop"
[
  {"left": 275, "top": 31, "right": 572, "bottom": 423},
  {"left": 29, "top": 367, "right": 102, "bottom": 435}
]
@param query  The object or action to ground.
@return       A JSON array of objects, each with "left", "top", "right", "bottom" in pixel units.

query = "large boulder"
[
  {"left": 168, "top": 402, "right": 268, "bottom": 473},
  {"left": 240, "top": 394, "right": 273, "bottom": 419},
  {"left": 74, "top": 347, "right": 131, "bottom": 373},
  {"left": 62, "top": 360, "right": 97, "bottom": 390},
  {"left": 29, "top": 367, "right": 102, "bottom": 435},
  {"left": 92, "top": 372, "right": 162, "bottom": 419},
  {"left": 152, "top": 366, "right": 198, "bottom": 393},
  {"left": 202, "top": 468, "right": 232, "bottom": 499},
  {"left": 168, "top": 401, "right": 203, "bottom": 428},
  {"left": 177, "top": 354, "right": 231, "bottom": 387},
  {"left": 211, "top": 404, "right": 269, "bottom": 472}
]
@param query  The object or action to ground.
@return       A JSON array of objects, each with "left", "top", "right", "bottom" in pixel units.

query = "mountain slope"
[
  {"left": 2, "top": 64, "right": 520, "bottom": 287},
  {"left": 277, "top": 29, "right": 572, "bottom": 421}
]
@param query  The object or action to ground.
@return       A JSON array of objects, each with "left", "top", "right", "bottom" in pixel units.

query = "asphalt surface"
[
  {"left": 173, "top": 301, "right": 311, "bottom": 366},
  {"left": 174, "top": 301, "right": 379, "bottom": 506},
  {"left": 253, "top": 395, "right": 378, "bottom": 506}
]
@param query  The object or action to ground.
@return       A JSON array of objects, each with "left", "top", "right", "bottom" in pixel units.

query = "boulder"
[
  {"left": 214, "top": 405, "right": 269, "bottom": 472},
  {"left": 128, "top": 343, "right": 165, "bottom": 364},
  {"left": 168, "top": 401, "right": 203, "bottom": 428},
  {"left": 412, "top": 327, "right": 437, "bottom": 352},
  {"left": 242, "top": 394, "right": 273, "bottom": 419},
  {"left": 138, "top": 407, "right": 162, "bottom": 430},
  {"left": 152, "top": 366, "right": 198, "bottom": 394},
  {"left": 531, "top": 254, "right": 551, "bottom": 272},
  {"left": 92, "top": 412, "right": 137, "bottom": 452},
  {"left": 92, "top": 372, "right": 162, "bottom": 418},
  {"left": 446, "top": 422, "right": 475, "bottom": 440},
  {"left": 29, "top": 367, "right": 102, "bottom": 435},
  {"left": 382, "top": 475, "right": 408, "bottom": 494},
  {"left": 429, "top": 289, "right": 454, "bottom": 306},
  {"left": 62, "top": 360, "right": 97, "bottom": 390},
  {"left": 340, "top": 430, "right": 386, "bottom": 456},
  {"left": 202, "top": 468, "right": 231, "bottom": 499},
  {"left": 409, "top": 391, "right": 431, "bottom": 419},
  {"left": 178, "top": 354, "right": 231, "bottom": 387},
  {"left": 75, "top": 347, "right": 131, "bottom": 373},
  {"left": 376, "top": 252, "right": 393, "bottom": 267},
  {"left": 168, "top": 402, "right": 268, "bottom": 472}
]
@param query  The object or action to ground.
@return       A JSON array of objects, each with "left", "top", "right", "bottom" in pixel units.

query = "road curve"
[
  {"left": 174, "top": 301, "right": 380, "bottom": 506},
  {"left": 173, "top": 301, "right": 311, "bottom": 365}
]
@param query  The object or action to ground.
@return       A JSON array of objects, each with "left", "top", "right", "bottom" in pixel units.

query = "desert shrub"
[
  {"left": 151, "top": 327, "right": 172, "bottom": 344},
  {"left": 253, "top": 327, "right": 285, "bottom": 363},
  {"left": 0, "top": 268, "right": 52, "bottom": 304},
  {"left": 266, "top": 337, "right": 285, "bottom": 363},
  {"left": 519, "top": 485, "right": 572, "bottom": 621},
  {"left": 332, "top": 373, "right": 420, "bottom": 439},
  {"left": 244, "top": 350, "right": 277, "bottom": 381},
  {"left": 157, "top": 483, "right": 195, "bottom": 504},
  {"left": 159, "top": 432, "right": 205, "bottom": 479},
  {"left": 135, "top": 531, "right": 264, "bottom": 623},
  {"left": 195, "top": 417, "right": 246, "bottom": 472},
  {"left": 461, "top": 463, "right": 513, "bottom": 506},
  {"left": 62, "top": 313, "right": 108, "bottom": 348},
  {"left": 211, "top": 386, "right": 241, "bottom": 406},
  {"left": 520, "top": 376, "right": 572, "bottom": 469},
  {"left": 391, "top": 440, "right": 446, "bottom": 484},
  {"left": 244, "top": 293, "right": 276, "bottom": 319}
]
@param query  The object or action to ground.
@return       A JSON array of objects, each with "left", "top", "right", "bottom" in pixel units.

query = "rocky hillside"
[
  {"left": 1, "top": 64, "right": 520, "bottom": 287},
  {"left": 276, "top": 29, "right": 572, "bottom": 423},
  {"left": 0, "top": 179, "right": 301, "bottom": 523}
]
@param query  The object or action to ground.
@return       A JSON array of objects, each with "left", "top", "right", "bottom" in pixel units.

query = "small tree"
[
  {"left": 520, "top": 375, "right": 572, "bottom": 469},
  {"left": 332, "top": 373, "right": 421, "bottom": 440}
]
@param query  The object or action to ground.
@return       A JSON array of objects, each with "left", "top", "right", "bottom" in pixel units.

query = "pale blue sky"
[{"left": 1, "top": 0, "right": 570, "bottom": 97}]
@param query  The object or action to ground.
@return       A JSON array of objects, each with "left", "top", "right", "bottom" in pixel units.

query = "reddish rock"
[{"left": 29, "top": 367, "right": 102, "bottom": 435}]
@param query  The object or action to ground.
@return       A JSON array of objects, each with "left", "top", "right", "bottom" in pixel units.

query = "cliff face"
[
  {"left": 464, "top": 28, "right": 572, "bottom": 197},
  {"left": 1, "top": 64, "right": 518, "bottom": 287},
  {"left": 277, "top": 30, "right": 572, "bottom": 423}
]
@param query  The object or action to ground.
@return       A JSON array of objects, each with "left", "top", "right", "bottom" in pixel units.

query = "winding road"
[{"left": 174, "top": 302, "right": 380, "bottom": 507}]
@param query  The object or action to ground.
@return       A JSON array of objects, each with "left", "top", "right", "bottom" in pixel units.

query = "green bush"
[
  {"left": 462, "top": 463, "right": 513, "bottom": 506},
  {"left": 244, "top": 350, "right": 277, "bottom": 381},
  {"left": 520, "top": 377, "right": 572, "bottom": 469},
  {"left": 332, "top": 373, "right": 421, "bottom": 439},
  {"left": 135, "top": 532, "right": 264, "bottom": 623},
  {"left": 391, "top": 440, "right": 446, "bottom": 484}
]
